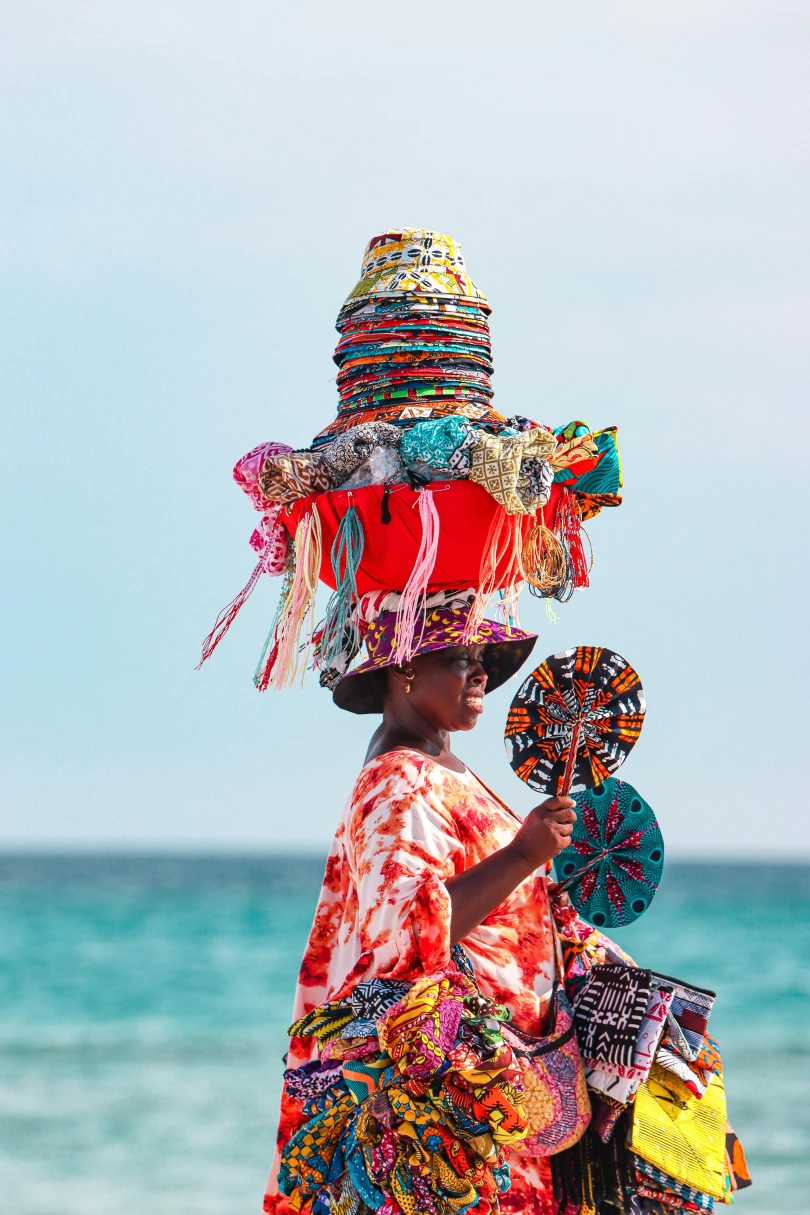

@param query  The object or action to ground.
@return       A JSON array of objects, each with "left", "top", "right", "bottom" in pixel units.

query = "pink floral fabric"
[{"left": 249, "top": 505, "right": 290, "bottom": 575}]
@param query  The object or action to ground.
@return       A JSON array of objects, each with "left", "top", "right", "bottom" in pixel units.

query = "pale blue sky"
[{"left": 2, "top": 1, "right": 808, "bottom": 854}]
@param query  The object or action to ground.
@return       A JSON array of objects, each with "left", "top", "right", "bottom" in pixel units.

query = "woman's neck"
[{"left": 364, "top": 710, "right": 465, "bottom": 773}]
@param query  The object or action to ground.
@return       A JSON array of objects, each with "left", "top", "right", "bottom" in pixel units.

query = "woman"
[{"left": 264, "top": 604, "right": 579, "bottom": 1215}]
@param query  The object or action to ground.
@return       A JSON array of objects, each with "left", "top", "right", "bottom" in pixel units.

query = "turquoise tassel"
[{"left": 318, "top": 506, "right": 365, "bottom": 672}]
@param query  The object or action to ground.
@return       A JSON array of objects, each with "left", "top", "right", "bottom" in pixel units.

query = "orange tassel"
[{"left": 464, "top": 509, "right": 525, "bottom": 641}]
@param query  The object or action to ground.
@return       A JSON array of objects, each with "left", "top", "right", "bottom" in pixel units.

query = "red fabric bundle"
[{"left": 280, "top": 480, "right": 565, "bottom": 595}]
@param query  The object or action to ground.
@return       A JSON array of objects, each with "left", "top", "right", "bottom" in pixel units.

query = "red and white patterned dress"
[{"left": 265, "top": 748, "right": 559, "bottom": 1215}]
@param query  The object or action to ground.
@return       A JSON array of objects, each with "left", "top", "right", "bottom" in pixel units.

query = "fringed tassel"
[
  {"left": 392, "top": 489, "right": 440, "bottom": 664},
  {"left": 558, "top": 489, "right": 590, "bottom": 590},
  {"left": 197, "top": 559, "right": 265, "bottom": 670},
  {"left": 463, "top": 508, "right": 508, "bottom": 642},
  {"left": 550, "top": 1118, "right": 633, "bottom": 1214},
  {"left": 463, "top": 508, "right": 526, "bottom": 642},
  {"left": 317, "top": 505, "right": 365, "bottom": 672},
  {"left": 500, "top": 513, "right": 526, "bottom": 626},
  {"left": 523, "top": 512, "right": 567, "bottom": 596},
  {"left": 253, "top": 551, "right": 296, "bottom": 691},
  {"left": 269, "top": 505, "right": 323, "bottom": 690}
]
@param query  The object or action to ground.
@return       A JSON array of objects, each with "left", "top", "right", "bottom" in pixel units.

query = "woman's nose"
[{"left": 469, "top": 662, "right": 488, "bottom": 687}]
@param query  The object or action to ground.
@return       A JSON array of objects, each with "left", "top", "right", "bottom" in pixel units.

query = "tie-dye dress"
[{"left": 264, "top": 748, "right": 560, "bottom": 1215}]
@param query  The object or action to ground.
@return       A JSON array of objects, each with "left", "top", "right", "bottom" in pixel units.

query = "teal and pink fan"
[
  {"left": 557, "top": 778, "right": 664, "bottom": 928},
  {"left": 505, "top": 646, "right": 663, "bottom": 927}
]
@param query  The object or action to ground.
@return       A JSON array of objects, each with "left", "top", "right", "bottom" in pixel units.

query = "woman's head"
[{"left": 386, "top": 643, "right": 488, "bottom": 732}]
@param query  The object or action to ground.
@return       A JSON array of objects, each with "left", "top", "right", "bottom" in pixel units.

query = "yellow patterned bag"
[{"left": 630, "top": 1062, "right": 728, "bottom": 1200}]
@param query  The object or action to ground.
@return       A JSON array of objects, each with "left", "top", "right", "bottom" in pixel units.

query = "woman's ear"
[{"left": 389, "top": 664, "right": 415, "bottom": 695}]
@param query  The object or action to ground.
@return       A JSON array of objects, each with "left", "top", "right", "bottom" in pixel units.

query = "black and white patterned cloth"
[
  {"left": 572, "top": 964, "right": 652, "bottom": 1068},
  {"left": 320, "top": 423, "right": 402, "bottom": 484},
  {"left": 341, "top": 977, "right": 410, "bottom": 1040}
]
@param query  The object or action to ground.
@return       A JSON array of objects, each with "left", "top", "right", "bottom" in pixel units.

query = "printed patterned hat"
[
  {"left": 332, "top": 602, "right": 536, "bottom": 715},
  {"left": 343, "top": 229, "right": 490, "bottom": 310}
]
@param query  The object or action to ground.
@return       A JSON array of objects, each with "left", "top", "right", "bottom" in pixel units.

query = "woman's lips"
[{"left": 463, "top": 693, "right": 484, "bottom": 713}]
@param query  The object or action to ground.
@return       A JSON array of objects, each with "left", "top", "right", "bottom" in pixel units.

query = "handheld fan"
[
  {"left": 504, "top": 645, "right": 645, "bottom": 796},
  {"left": 554, "top": 778, "right": 664, "bottom": 928}
]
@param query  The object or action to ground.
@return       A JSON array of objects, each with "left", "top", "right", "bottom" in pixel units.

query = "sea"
[{"left": 1, "top": 856, "right": 808, "bottom": 1215}]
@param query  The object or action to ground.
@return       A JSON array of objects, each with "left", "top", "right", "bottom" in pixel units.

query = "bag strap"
[{"left": 550, "top": 913, "right": 566, "bottom": 988}]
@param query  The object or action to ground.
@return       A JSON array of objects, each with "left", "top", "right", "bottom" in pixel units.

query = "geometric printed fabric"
[
  {"left": 633, "top": 1157, "right": 716, "bottom": 1212},
  {"left": 554, "top": 779, "right": 665, "bottom": 928},
  {"left": 725, "top": 1126, "right": 753, "bottom": 1191},
  {"left": 257, "top": 449, "right": 335, "bottom": 506},
  {"left": 572, "top": 964, "right": 651, "bottom": 1069},
  {"left": 340, "top": 977, "right": 411, "bottom": 1039},
  {"left": 505, "top": 647, "right": 646, "bottom": 795},
  {"left": 470, "top": 430, "right": 557, "bottom": 515},
  {"left": 552, "top": 427, "right": 622, "bottom": 499},
  {"left": 667, "top": 985, "right": 717, "bottom": 1063},
  {"left": 326, "top": 231, "right": 499, "bottom": 444},
  {"left": 319, "top": 422, "right": 403, "bottom": 485},
  {"left": 399, "top": 415, "right": 479, "bottom": 475},
  {"left": 345, "top": 229, "right": 489, "bottom": 309},
  {"left": 233, "top": 441, "right": 294, "bottom": 512}
]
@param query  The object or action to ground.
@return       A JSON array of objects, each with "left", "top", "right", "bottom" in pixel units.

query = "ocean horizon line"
[{"left": 1, "top": 846, "right": 809, "bottom": 865}]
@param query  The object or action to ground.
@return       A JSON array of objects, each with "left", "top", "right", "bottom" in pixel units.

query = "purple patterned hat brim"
[{"left": 332, "top": 606, "right": 537, "bottom": 715}]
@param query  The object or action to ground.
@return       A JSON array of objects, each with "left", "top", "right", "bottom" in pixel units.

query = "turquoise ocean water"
[{"left": 2, "top": 856, "right": 808, "bottom": 1214}]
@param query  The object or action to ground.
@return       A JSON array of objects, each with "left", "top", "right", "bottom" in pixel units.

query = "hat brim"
[{"left": 332, "top": 633, "right": 537, "bottom": 715}]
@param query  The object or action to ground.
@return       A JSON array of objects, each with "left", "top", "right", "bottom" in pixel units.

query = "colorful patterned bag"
[{"left": 501, "top": 931, "right": 591, "bottom": 1156}]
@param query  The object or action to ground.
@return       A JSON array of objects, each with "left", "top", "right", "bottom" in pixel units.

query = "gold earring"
[{"left": 404, "top": 669, "right": 414, "bottom": 694}]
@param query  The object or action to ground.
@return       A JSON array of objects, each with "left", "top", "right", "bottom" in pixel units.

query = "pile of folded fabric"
[
  {"left": 200, "top": 228, "right": 623, "bottom": 692},
  {"left": 277, "top": 949, "right": 529, "bottom": 1215},
  {"left": 550, "top": 908, "right": 753, "bottom": 1214}
]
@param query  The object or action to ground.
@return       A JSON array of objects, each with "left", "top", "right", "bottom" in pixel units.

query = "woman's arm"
[{"left": 444, "top": 796, "right": 575, "bottom": 944}]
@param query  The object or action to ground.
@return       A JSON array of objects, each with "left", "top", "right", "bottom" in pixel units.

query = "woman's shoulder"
[
  {"left": 345, "top": 748, "right": 471, "bottom": 823},
  {"left": 352, "top": 747, "right": 447, "bottom": 797},
  {"left": 345, "top": 749, "right": 468, "bottom": 854}
]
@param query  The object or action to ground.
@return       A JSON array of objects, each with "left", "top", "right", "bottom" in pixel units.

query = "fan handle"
[{"left": 557, "top": 720, "right": 582, "bottom": 797}]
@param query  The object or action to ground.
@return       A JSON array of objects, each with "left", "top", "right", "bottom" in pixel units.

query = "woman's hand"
[{"left": 508, "top": 796, "right": 577, "bottom": 869}]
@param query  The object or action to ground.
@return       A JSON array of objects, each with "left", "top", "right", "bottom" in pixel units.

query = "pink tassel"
[
  {"left": 197, "top": 559, "right": 264, "bottom": 669},
  {"left": 392, "top": 490, "right": 441, "bottom": 665}
]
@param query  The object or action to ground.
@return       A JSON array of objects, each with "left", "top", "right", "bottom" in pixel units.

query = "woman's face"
[{"left": 407, "top": 644, "right": 488, "bottom": 732}]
